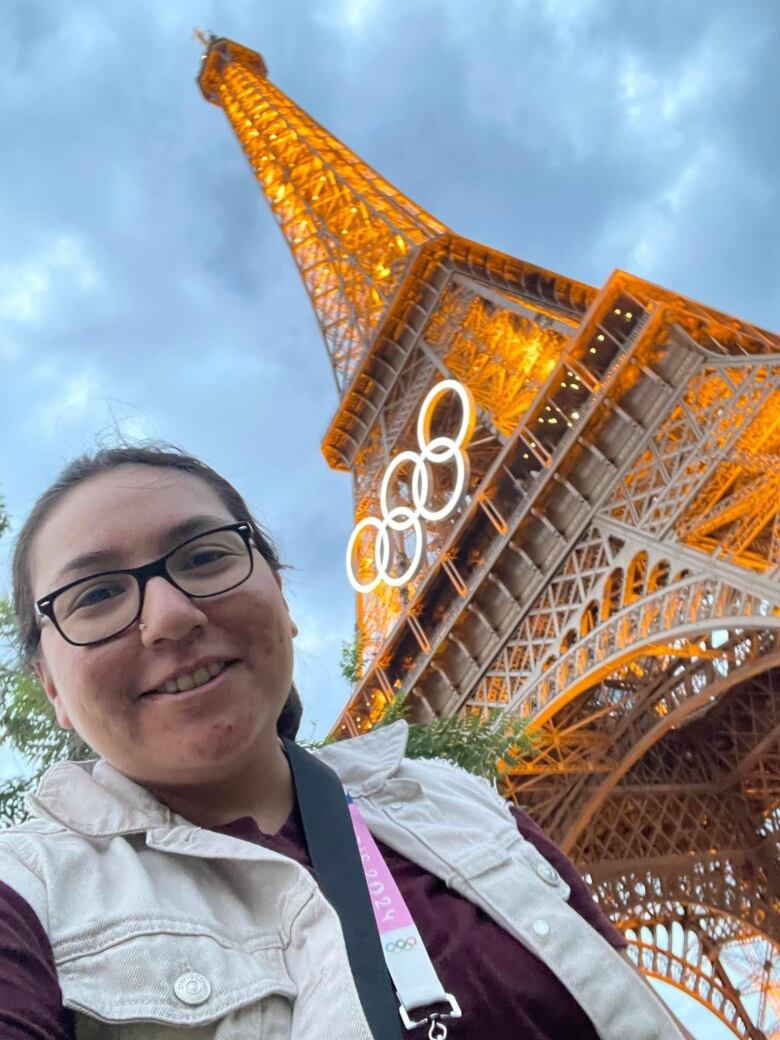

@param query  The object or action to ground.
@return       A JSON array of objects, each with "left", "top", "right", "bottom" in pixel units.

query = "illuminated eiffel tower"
[{"left": 197, "top": 34, "right": 780, "bottom": 1037}]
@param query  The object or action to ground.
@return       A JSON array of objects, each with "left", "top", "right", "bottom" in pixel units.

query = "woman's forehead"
[{"left": 31, "top": 466, "right": 230, "bottom": 590}]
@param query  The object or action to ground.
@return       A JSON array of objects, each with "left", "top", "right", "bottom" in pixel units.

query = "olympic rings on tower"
[{"left": 346, "top": 379, "right": 476, "bottom": 593}]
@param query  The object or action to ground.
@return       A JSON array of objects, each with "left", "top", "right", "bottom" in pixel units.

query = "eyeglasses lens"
[{"left": 53, "top": 529, "right": 251, "bottom": 644}]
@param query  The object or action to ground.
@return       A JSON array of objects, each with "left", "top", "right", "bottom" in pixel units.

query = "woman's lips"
[{"left": 141, "top": 661, "right": 238, "bottom": 700}]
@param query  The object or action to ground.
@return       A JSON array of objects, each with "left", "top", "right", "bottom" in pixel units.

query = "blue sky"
[{"left": 1, "top": 1, "right": 777, "bottom": 1034}]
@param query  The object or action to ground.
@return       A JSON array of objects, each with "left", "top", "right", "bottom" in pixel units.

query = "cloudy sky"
[{"left": 1, "top": 1, "right": 778, "bottom": 1034}]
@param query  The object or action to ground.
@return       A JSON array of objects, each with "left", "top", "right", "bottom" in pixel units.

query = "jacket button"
[
  {"left": 533, "top": 919, "right": 550, "bottom": 938},
  {"left": 389, "top": 802, "right": 403, "bottom": 811},
  {"left": 536, "top": 862, "right": 560, "bottom": 885},
  {"left": 174, "top": 972, "right": 211, "bottom": 1005}
]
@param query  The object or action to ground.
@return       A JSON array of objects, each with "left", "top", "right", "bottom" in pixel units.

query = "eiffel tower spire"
[{"left": 197, "top": 35, "right": 445, "bottom": 391}]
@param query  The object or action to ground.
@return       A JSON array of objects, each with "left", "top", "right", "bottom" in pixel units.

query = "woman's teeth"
[{"left": 154, "top": 660, "right": 228, "bottom": 695}]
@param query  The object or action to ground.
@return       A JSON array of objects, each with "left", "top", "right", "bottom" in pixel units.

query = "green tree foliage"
[
  {"left": 0, "top": 598, "right": 94, "bottom": 827},
  {"left": 373, "top": 695, "right": 531, "bottom": 783},
  {"left": 339, "top": 630, "right": 532, "bottom": 783},
  {"left": 339, "top": 628, "right": 364, "bottom": 685}
]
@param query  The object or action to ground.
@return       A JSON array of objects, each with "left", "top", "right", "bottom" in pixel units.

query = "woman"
[{"left": 0, "top": 444, "right": 691, "bottom": 1039}]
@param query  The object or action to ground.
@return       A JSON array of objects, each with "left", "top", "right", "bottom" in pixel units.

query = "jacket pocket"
[
  {"left": 452, "top": 833, "right": 571, "bottom": 904},
  {"left": 515, "top": 838, "right": 572, "bottom": 902},
  {"left": 56, "top": 917, "right": 296, "bottom": 1039}
]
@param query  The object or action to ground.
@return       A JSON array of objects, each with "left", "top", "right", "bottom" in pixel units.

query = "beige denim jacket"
[{"left": 0, "top": 721, "right": 683, "bottom": 1039}]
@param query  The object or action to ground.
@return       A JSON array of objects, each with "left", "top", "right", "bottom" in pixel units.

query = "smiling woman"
[{"left": 0, "top": 443, "right": 692, "bottom": 1040}]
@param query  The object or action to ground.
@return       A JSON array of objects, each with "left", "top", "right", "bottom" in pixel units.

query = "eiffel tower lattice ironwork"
[{"left": 197, "top": 34, "right": 780, "bottom": 1038}]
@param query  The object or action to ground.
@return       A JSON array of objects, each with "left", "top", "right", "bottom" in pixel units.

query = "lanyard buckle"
[{"left": 399, "top": 993, "right": 462, "bottom": 1034}]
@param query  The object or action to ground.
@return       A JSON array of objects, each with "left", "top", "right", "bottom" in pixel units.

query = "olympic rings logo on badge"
[
  {"left": 385, "top": 937, "right": 418, "bottom": 953},
  {"left": 346, "top": 379, "right": 476, "bottom": 593}
]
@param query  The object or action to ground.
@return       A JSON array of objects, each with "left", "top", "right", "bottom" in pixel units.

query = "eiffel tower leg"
[
  {"left": 495, "top": 541, "right": 780, "bottom": 1036},
  {"left": 625, "top": 912, "right": 776, "bottom": 1039}
]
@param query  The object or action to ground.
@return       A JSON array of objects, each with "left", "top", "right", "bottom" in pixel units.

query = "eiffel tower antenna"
[{"left": 193, "top": 27, "right": 214, "bottom": 48}]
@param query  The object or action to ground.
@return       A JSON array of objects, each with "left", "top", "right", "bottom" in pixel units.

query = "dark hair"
[{"left": 10, "top": 441, "right": 303, "bottom": 740}]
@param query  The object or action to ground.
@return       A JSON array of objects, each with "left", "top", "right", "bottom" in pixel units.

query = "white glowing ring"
[
  {"left": 414, "top": 442, "right": 469, "bottom": 523},
  {"left": 345, "top": 517, "right": 390, "bottom": 594},
  {"left": 346, "top": 378, "right": 476, "bottom": 593},
  {"left": 381, "top": 508, "right": 424, "bottom": 588},
  {"left": 380, "top": 451, "right": 424, "bottom": 530},
  {"left": 419, "top": 433, "right": 458, "bottom": 466},
  {"left": 417, "top": 379, "right": 475, "bottom": 459}
]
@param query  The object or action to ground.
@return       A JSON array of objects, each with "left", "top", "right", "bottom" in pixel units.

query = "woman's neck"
[{"left": 146, "top": 737, "right": 295, "bottom": 834}]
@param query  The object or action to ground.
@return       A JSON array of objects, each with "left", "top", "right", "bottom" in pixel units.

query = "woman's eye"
[
  {"left": 72, "top": 584, "right": 124, "bottom": 611},
  {"left": 183, "top": 549, "right": 231, "bottom": 569}
]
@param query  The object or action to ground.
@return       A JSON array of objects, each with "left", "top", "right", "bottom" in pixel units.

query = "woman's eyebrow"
[
  {"left": 52, "top": 547, "right": 120, "bottom": 586},
  {"left": 49, "top": 513, "right": 229, "bottom": 587}
]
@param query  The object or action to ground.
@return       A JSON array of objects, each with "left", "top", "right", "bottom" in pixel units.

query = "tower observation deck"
[{"left": 198, "top": 34, "right": 780, "bottom": 1036}]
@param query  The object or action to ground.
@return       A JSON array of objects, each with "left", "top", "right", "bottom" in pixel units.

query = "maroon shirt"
[{"left": 0, "top": 805, "right": 625, "bottom": 1038}]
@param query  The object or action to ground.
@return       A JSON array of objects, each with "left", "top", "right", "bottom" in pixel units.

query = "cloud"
[
  {"left": 336, "top": 0, "right": 383, "bottom": 32},
  {"left": 107, "top": 410, "right": 161, "bottom": 445},
  {"left": 0, "top": 235, "right": 99, "bottom": 325},
  {"left": 593, "top": 147, "right": 713, "bottom": 275},
  {"left": 293, "top": 604, "right": 345, "bottom": 659},
  {"left": 34, "top": 365, "right": 104, "bottom": 437},
  {"left": 0, "top": 339, "right": 21, "bottom": 363}
]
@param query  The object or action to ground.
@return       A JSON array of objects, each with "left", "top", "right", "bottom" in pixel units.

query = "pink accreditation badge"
[
  {"left": 348, "top": 799, "right": 413, "bottom": 935},
  {"left": 347, "top": 797, "right": 461, "bottom": 1033}
]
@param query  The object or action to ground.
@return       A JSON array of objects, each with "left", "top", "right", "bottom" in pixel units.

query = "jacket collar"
[
  {"left": 25, "top": 757, "right": 178, "bottom": 837},
  {"left": 24, "top": 721, "right": 409, "bottom": 838},
  {"left": 315, "top": 719, "right": 408, "bottom": 797}
]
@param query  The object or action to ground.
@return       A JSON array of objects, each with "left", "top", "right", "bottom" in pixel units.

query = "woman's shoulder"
[
  {"left": 403, "top": 751, "right": 509, "bottom": 790},
  {"left": 316, "top": 721, "right": 514, "bottom": 814},
  {"left": 0, "top": 813, "right": 75, "bottom": 858},
  {"left": 397, "top": 753, "right": 515, "bottom": 813},
  {"left": 0, "top": 875, "right": 74, "bottom": 1039},
  {"left": 0, "top": 818, "right": 62, "bottom": 928},
  {"left": 313, "top": 719, "right": 409, "bottom": 790},
  {"left": 0, "top": 815, "right": 66, "bottom": 860},
  {"left": 0, "top": 811, "right": 91, "bottom": 915}
]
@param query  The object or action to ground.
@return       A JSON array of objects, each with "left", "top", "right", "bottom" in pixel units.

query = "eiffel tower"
[{"left": 197, "top": 34, "right": 780, "bottom": 1037}]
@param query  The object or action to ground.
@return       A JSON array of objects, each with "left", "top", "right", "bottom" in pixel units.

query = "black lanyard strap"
[{"left": 282, "top": 738, "right": 402, "bottom": 1040}]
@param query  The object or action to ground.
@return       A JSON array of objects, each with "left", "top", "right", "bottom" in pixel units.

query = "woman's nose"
[{"left": 138, "top": 576, "right": 209, "bottom": 642}]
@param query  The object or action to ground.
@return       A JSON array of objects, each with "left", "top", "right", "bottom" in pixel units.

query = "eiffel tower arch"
[{"left": 196, "top": 35, "right": 780, "bottom": 1036}]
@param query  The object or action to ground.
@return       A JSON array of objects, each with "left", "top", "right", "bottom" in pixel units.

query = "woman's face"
[{"left": 30, "top": 464, "right": 298, "bottom": 787}]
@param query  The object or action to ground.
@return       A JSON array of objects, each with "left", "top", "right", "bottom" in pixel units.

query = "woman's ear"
[
  {"left": 33, "top": 660, "right": 74, "bottom": 730},
  {"left": 273, "top": 573, "right": 299, "bottom": 638},
  {"left": 288, "top": 614, "right": 299, "bottom": 639}
]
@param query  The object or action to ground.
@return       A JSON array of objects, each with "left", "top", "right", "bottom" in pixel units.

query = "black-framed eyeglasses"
[{"left": 35, "top": 521, "right": 256, "bottom": 647}]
